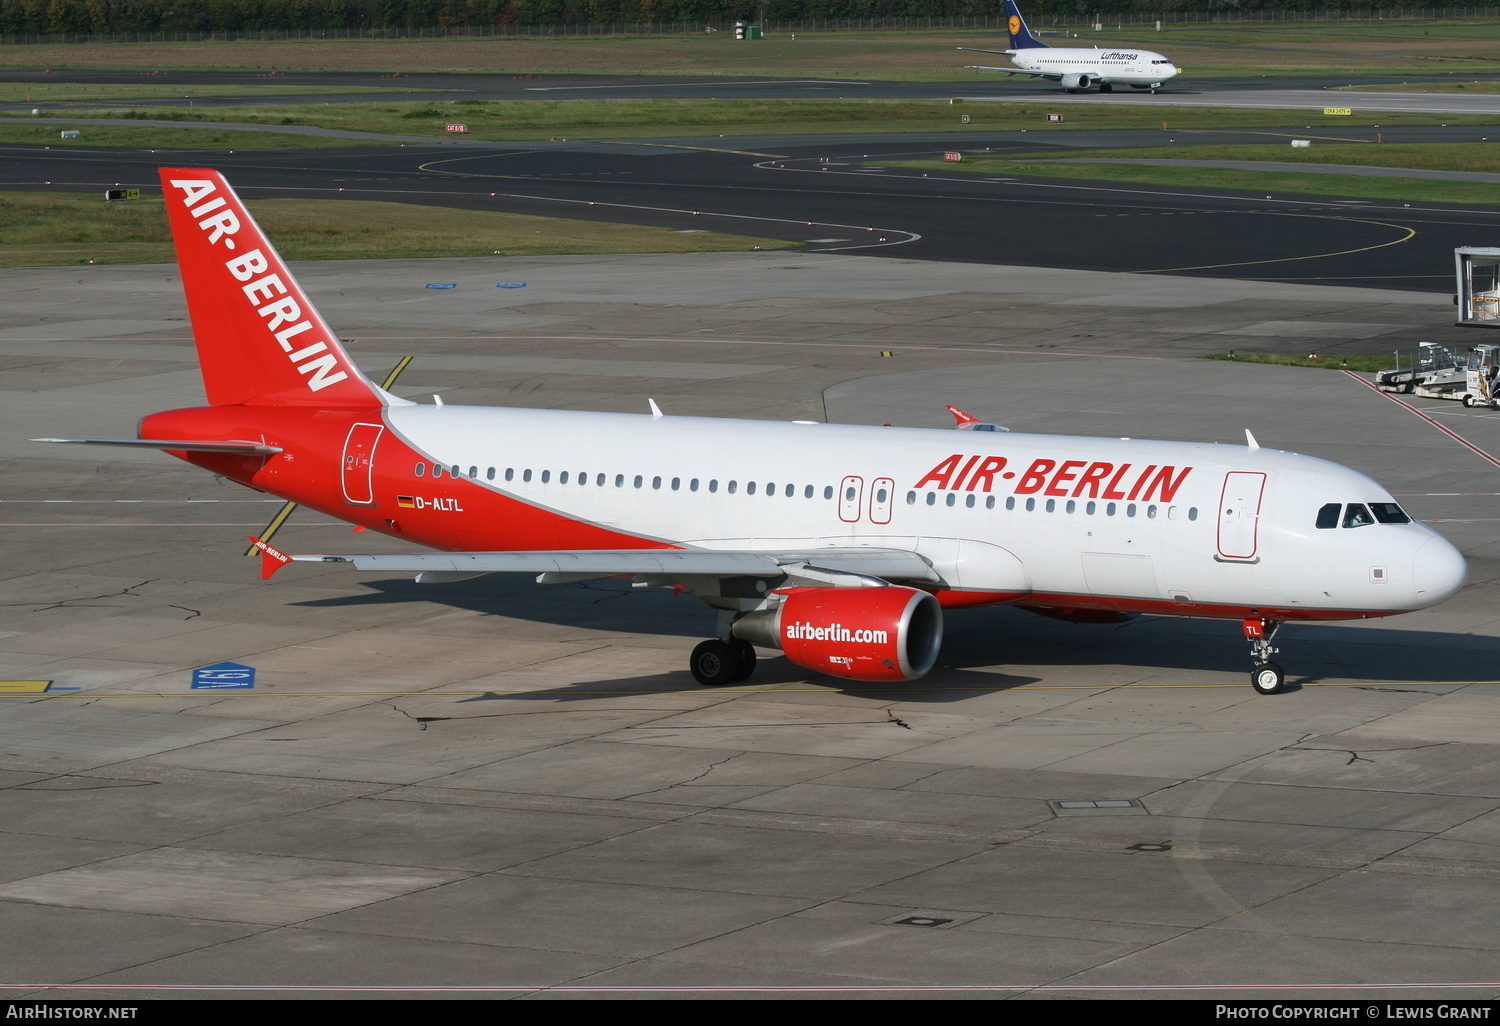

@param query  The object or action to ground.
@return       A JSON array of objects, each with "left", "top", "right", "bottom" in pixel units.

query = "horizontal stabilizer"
[{"left": 34, "top": 437, "right": 283, "bottom": 455}]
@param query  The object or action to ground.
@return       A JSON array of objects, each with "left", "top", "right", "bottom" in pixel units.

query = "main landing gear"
[
  {"left": 1243, "top": 618, "right": 1287, "bottom": 695},
  {"left": 689, "top": 638, "right": 757, "bottom": 686}
]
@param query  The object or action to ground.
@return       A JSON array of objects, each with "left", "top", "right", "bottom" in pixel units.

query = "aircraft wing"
[
  {"left": 255, "top": 541, "right": 940, "bottom": 586},
  {"left": 34, "top": 437, "right": 284, "bottom": 455},
  {"left": 957, "top": 48, "right": 1061, "bottom": 78},
  {"left": 961, "top": 65, "right": 1061, "bottom": 78}
]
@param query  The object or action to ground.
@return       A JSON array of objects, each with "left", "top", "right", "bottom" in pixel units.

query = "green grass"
[
  {"left": 8, "top": 19, "right": 1500, "bottom": 79},
  {"left": 0, "top": 192, "right": 794, "bottom": 267},
  {"left": 885, "top": 143, "right": 1500, "bottom": 206},
  {"left": 1018, "top": 142, "right": 1500, "bottom": 174},
  {"left": 0, "top": 82, "right": 443, "bottom": 103},
  {"left": 1341, "top": 81, "right": 1500, "bottom": 93},
  {"left": 1206, "top": 353, "right": 1395, "bottom": 371},
  {"left": 21, "top": 98, "right": 1500, "bottom": 147},
  {"left": 0, "top": 121, "right": 394, "bottom": 148}
]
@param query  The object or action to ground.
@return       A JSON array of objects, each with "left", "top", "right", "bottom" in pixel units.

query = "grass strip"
[
  {"left": 0, "top": 121, "right": 394, "bottom": 148},
  {"left": 3, "top": 21, "right": 1498, "bottom": 78},
  {"left": 1206, "top": 353, "right": 1395, "bottom": 371},
  {"left": 0, "top": 83, "right": 445, "bottom": 103},
  {"left": 886, "top": 144, "right": 1500, "bottom": 206},
  {"left": 19, "top": 98, "right": 1500, "bottom": 146},
  {"left": 0, "top": 192, "right": 794, "bottom": 267}
]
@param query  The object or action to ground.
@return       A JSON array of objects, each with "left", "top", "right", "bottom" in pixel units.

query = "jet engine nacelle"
[
  {"left": 1062, "top": 73, "right": 1093, "bottom": 91},
  {"left": 733, "top": 585, "right": 943, "bottom": 682}
]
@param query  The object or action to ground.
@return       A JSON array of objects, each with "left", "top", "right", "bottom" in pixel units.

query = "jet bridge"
[{"left": 1455, "top": 247, "right": 1500, "bottom": 327}]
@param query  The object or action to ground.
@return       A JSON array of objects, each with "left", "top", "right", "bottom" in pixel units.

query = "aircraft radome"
[{"left": 37, "top": 169, "right": 1466, "bottom": 695}]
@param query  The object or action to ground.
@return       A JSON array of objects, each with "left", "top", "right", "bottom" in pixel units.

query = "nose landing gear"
[{"left": 1243, "top": 618, "right": 1286, "bottom": 695}]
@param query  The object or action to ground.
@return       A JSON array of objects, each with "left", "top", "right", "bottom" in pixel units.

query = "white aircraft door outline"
[
  {"left": 869, "top": 477, "right": 894, "bottom": 525},
  {"left": 341, "top": 422, "right": 384, "bottom": 506},
  {"left": 1217, "top": 471, "right": 1266, "bottom": 560},
  {"left": 839, "top": 475, "right": 864, "bottom": 523}
]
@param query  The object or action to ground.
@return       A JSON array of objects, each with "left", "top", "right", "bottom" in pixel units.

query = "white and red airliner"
[{"left": 41, "top": 169, "right": 1467, "bottom": 694}]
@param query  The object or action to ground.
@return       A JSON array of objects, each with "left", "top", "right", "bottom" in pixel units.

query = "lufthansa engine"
[
  {"left": 733, "top": 585, "right": 943, "bottom": 682},
  {"left": 1061, "top": 73, "right": 1093, "bottom": 91}
]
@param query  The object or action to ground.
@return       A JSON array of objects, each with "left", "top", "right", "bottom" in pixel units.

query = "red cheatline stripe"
[{"left": 1342, "top": 369, "right": 1500, "bottom": 471}]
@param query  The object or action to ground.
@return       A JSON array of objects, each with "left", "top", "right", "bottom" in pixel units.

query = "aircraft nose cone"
[{"left": 1413, "top": 534, "right": 1467, "bottom": 607}]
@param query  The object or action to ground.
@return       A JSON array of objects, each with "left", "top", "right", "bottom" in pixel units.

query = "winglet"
[
  {"left": 946, "top": 404, "right": 980, "bottom": 427},
  {"left": 248, "top": 536, "right": 292, "bottom": 580}
]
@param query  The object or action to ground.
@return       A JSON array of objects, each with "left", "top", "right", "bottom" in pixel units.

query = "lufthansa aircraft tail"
[
  {"left": 1004, "top": 0, "right": 1048, "bottom": 49},
  {"left": 159, "top": 168, "right": 387, "bottom": 409}
]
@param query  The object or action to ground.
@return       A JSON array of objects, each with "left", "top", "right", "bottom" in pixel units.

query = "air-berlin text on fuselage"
[
  {"left": 785, "top": 621, "right": 889, "bottom": 645},
  {"left": 167, "top": 178, "right": 349, "bottom": 394},
  {"left": 914, "top": 454, "right": 1192, "bottom": 502}
]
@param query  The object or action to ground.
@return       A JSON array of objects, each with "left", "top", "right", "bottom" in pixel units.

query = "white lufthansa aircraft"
[
  {"left": 40, "top": 169, "right": 1465, "bottom": 695},
  {"left": 961, "top": 0, "right": 1179, "bottom": 93}
]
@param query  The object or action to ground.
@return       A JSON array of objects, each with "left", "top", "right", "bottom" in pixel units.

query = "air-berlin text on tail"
[
  {"left": 914, "top": 454, "right": 1193, "bottom": 501},
  {"left": 167, "top": 178, "right": 349, "bottom": 393}
]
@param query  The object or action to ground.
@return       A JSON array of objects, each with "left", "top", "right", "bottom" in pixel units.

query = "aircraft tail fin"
[
  {"left": 158, "top": 168, "right": 385, "bottom": 408},
  {"left": 1004, "top": 0, "right": 1048, "bottom": 49}
]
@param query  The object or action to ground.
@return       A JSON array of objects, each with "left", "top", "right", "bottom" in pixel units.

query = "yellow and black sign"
[{"left": 1323, "top": 108, "right": 1353, "bottom": 116}]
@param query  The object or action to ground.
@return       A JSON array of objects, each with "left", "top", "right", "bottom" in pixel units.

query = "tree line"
[{"left": 0, "top": 0, "right": 1478, "bottom": 36}]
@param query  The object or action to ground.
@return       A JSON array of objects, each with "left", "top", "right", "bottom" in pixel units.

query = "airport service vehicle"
[
  {"left": 1378, "top": 343, "right": 1500, "bottom": 408},
  {"left": 40, "top": 169, "right": 1466, "bottom": 696},
  {"left": 960, "top": 0, "right": 1179, "bottom": 93}
]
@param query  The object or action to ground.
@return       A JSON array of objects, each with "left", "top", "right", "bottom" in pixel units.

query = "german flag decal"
[{"left": 397, "top": 495, "right": 416, "bottom": 508}]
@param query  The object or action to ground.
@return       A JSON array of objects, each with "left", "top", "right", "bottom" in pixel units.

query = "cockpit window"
[
  {"left": 1316, "top": 503, "right": 1340, "bottom": 529},
  {"left": 1343, "top": 503, "right": 1374, "bottom": 528},
  {"left": 1370, "top": 502, "right": 1411, "bottom": 525}
]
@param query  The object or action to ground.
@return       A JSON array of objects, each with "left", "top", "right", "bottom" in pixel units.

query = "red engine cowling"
[{"left": 736, "top": 586, "right": 943, "bottom": 682}]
